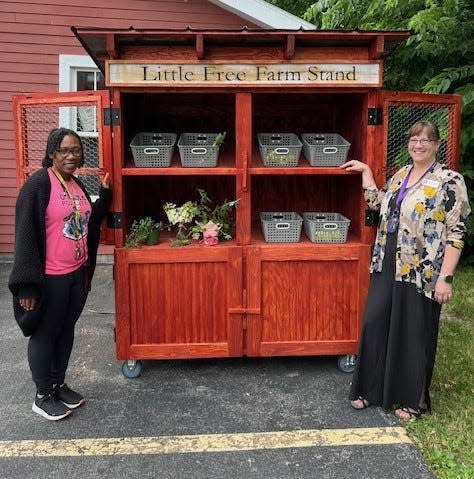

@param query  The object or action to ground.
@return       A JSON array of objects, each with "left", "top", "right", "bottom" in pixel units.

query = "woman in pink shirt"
[{"left": 9, "top": 128, "right": 112, "bottom": 421}]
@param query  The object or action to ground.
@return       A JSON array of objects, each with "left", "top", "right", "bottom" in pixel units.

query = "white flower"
[{"left": 164, "top": 201, "right": 197, "bottom": 225}]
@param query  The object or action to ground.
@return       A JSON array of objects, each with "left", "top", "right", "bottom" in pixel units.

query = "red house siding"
[{"left": 0, "top": 0, "right": 258, "bottom": 253}]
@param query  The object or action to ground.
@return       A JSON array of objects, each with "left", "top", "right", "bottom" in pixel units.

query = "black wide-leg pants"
[{"left": 350, "top": 232, "right": 441, "bottom": 411}]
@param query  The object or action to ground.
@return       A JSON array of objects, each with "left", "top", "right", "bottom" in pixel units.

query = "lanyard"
[
  {"left": 396, "top": 160, "right": 437, "bottom": 207},
  {"left": 50, "top": 168, "right": 81, "bottom": 217},
  {"left": 50, "top": 168, "right": 86, "bottom": 260}
]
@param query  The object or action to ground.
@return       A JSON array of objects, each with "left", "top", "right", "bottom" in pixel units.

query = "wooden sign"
[{"left": 106, "top": 62, "right": 381, "bottom": 87}]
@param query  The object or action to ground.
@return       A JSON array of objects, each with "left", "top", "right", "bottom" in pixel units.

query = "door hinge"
[
  {"left": 368, "top": 108, "right": 382, "bottom": 125},
  {"left": 103, "top": 108, "right": 121, "bottom": 126},
  {"left": 107, "top": 211, "right": 123, "bottom": 229}
]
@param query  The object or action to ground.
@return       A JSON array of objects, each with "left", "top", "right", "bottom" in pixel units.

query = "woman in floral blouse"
[{"left": 341, "top": 121, "right": 471, "bottom": 420}]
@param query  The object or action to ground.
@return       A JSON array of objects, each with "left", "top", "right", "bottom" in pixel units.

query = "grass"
[{"left": 404, "top": 265, "right": 474, "bottom": 479}]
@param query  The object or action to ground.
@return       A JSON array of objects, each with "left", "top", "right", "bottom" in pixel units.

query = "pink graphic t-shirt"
[{"left": 45, "top": 168, "right": 92, "bottom": 275}]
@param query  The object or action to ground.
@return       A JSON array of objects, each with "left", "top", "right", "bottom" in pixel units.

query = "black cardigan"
[{"left": 8, "top": 167, "right": 112, "bottom": 308}]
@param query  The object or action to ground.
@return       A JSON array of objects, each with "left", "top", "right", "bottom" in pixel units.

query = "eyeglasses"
[
  {"left": 56, "top": 147, "right": 82, "bottom": 157},
  {"left": 408, "top": 138, "right": 433, "bottom": 145}
]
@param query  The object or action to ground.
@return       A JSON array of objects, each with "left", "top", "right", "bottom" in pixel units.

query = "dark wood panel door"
[
  {"left": 245, "top": 243, "right": 371, "bottom": 357},
  {"left": 115, "top": 245, "right": 243, "bottom": 360}
]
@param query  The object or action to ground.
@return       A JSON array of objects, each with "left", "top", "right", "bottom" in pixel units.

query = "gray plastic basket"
[
  {"left": 130, "top": 132, "right": 177, "bottom": 167},
  {"left": 301, "top": 133, "right": 350, "bottom": 167},
  {"left": 258, "top": 133, "right": 302, "bottom": 167},
  {"left": 260, "top": 212, "right": 303, "bottom": 243},
  {"left": 178, "top": 133, "right": 220, "bottom": 167},
  {"left": 303, "top": 212, "right": 350, "bottom": 243}
]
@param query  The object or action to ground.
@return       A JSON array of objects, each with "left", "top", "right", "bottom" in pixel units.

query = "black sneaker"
[
  {"left": 55, "top": 383, "right": 85, "bottom": 409},
  {"left": 32, "top": 394, "right": 72, "bottom": 421}
]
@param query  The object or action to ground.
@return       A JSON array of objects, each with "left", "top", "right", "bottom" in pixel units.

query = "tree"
[{"left": 271, "top": 0, "right": 474, "bottom": 260}]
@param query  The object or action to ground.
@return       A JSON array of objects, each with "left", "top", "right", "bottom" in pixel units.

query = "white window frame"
[
  {"left": 59, "top": 54, "right": 102, "bottom": 134},
  {"left": 59, "top": 55, "right": 102, "bottom": 201},
  {"left": 59, "top": 54, "right": 99, "bottom": 92}
]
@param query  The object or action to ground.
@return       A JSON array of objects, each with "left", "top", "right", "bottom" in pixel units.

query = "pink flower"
[{"left": 201, "top": 221, "right": 220, "bottom": 246}]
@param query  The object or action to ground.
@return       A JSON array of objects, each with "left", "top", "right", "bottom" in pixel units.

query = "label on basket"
[{"left": 314, "top": 230, "right": 343, "bottom": 242}]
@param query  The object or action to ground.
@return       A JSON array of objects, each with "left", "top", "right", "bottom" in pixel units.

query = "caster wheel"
[
  {"left": 338, "top": 355, "right": 356, "bottom": 373},
  {"left": 121, "top": 360, "right": 143, "bottom": 378}
]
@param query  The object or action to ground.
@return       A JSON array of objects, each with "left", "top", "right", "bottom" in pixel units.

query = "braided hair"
[{"left": 41, "top": 128, "right": 84, "bottom": 168}]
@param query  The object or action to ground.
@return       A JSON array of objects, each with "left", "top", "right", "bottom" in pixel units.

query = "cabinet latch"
[
  {"left": 107, "top": 211, "right": 123, "bottom": 229},
  {"left": 368, "top": 108, "right": 382, "bottom": 125},
  {"left": 103, "top": 108, "right": 121, "bottom": 126}
]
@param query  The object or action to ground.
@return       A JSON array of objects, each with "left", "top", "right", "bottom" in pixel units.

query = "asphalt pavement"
[{"left": 0, "top": 260, "right": 435, "bottom": 479}]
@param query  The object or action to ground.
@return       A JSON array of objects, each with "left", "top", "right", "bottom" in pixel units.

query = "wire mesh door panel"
[
  {"left": 383, "top": 93, "right": 462, "bottom": 179},
  {"left": 13, "top": 92, "right": 111, "bottom": 201}
]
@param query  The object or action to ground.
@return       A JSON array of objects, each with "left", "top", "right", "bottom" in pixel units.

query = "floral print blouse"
[{"left": 364, "top": 163, "right": 471, "bottom": 299}]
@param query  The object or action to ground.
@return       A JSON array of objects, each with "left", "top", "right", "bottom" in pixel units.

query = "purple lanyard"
[{"left": 396, "top": 161, "right": 437, "bottom": 207}]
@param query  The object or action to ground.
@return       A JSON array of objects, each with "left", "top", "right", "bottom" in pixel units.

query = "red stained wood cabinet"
[{"left": 13, "top": 29, "right": 462, "bottom": 377}]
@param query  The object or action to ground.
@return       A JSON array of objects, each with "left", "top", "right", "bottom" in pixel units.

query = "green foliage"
[
  {"left": 124, "top": 217, "right": 163, "bottom": 248},
  {"left": 189, "top": 189, "right": 239, "bottom": 242},
  {"left": 212, "top": 131, "right": 227, "bottom": 147},
  {"left": 163, "top": 189, "right": 239, "bottom": 246},
  {"left": 405, "top": 266, "right": 474, "bottom": 478},
  {"left": 266, "top": 0, "right": 315, "bottom": 18},
  {"left": 276, "top": 0, "right": 474, "bottom": 261}
]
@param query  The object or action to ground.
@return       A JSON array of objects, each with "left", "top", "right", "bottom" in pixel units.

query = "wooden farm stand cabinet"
[{"left": 13, "top": 28, "right": 462, "bottom": 377}]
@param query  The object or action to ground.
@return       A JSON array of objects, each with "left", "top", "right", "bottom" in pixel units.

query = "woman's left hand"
[
  {"left": 101, "top": 172, "right": 110, "bottom": 189},
  {"left": 434, "top": 280, "right": 453, "bottom": 304}
]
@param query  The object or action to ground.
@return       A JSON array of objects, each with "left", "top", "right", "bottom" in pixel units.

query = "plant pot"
[{"left": 146, "top": 229, "right": 161, "bottom": 245}]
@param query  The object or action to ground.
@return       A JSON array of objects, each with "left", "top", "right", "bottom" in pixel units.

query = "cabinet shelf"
[
  {"left": 123, "top": 150, "right": 237, "bottom": 175},
  {"left": 250, "top": 164, "right": 354, "bottom": 175},
  {"left": 251, "top": 228, "right": 360, "bottom": 247}
]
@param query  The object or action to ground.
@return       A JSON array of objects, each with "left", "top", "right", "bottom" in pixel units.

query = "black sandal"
[
  {"left": 351, "top": 397, "right": 370, "bottom": 410},
  {"left": 394, "top": 406, "right": 421, "bottom": 420}
]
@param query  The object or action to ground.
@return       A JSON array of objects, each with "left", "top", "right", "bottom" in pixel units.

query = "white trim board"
[
  {"left": 208, "top": 0, "right": 316, "bottom": 30},
  {"left": 59, "top": 54, "right": 98, "bottom": 92}
]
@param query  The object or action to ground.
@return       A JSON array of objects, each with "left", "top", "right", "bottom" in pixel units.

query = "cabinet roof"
[{"left": 71, "top": 27, "right": 410, "bottom": 74}]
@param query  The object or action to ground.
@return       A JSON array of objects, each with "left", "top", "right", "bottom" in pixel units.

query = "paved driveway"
[{"left": 0, "top": 262, "right": 434, "bottom": 478}]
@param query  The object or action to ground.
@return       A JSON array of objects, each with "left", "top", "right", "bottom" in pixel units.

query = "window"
[{"left": 59, "top": 55, "right": 104, "bottom": 198}]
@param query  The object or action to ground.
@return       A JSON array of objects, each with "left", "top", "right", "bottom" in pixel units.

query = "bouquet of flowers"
[{"left": 163, "top": 189, "right": 239, "bottom": 247}]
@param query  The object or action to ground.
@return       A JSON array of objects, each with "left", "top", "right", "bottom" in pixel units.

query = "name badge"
[{"left": 422, "top": 179, "right": 440, "bottom": 188}]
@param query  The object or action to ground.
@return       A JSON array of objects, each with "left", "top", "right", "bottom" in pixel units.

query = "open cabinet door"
[
  {"left": 12, "top": 90, "right": 114, "bottom": 243},
  {"left": 379, "top": 91, "right": 462, "bottom": 179}
]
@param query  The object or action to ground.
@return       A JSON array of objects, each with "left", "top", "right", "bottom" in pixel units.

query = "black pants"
[
  {"left": 349, "top": 232, "right": 441, "bottom": 411},
  {"left": 28, "top": 265, "right": 88, "bottom": 395}
]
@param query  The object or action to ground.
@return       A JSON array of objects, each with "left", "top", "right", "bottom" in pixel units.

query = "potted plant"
[{"left": 125, "top": 217, "right": 164, "bottom": 248}]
